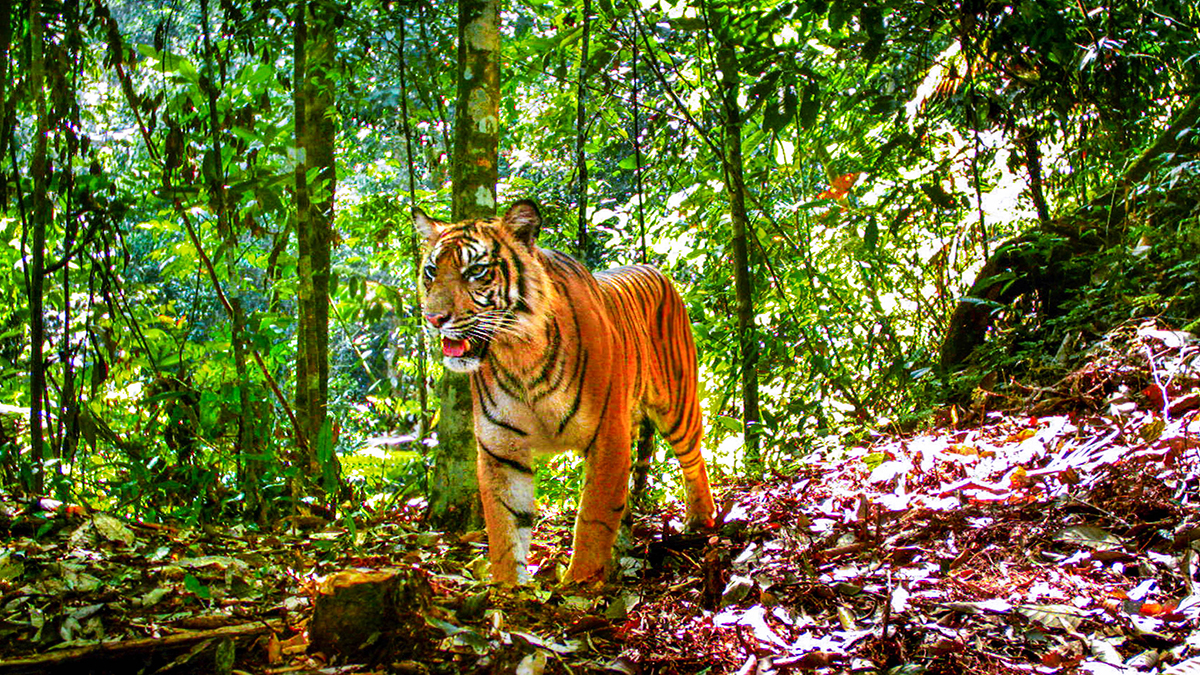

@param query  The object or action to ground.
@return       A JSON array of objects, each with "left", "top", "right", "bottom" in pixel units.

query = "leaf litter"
[{"left": 0, "top": 320, "right": 1198, "bottom": 673}]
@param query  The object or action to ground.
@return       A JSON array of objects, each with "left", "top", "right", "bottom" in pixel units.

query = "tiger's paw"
[
  {"left": 563, "top": 559, "right": 611, "bottom": 587},
  {"left": 685, "top": 511, "right": 717, "bottom": 531}
]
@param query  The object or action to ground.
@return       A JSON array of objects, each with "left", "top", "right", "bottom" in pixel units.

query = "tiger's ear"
[
  {"left": 501, "top": 200, "right": 542, "bottom": 247},
  {"left": 413, "top": 207, "right": 442, "bottom": 245}
]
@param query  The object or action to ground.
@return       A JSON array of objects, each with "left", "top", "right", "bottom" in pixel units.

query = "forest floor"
[{"left": 1, "top": 320, "right": 1200, "bottom": 675}]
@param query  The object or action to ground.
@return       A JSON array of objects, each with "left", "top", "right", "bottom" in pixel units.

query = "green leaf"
[
  {"left": 863, "top": 217, "right": 878, "bottom": 251},
  {"left": 919, "top": 183, "right": 956, "bottom": 209},
  {"left": 1055, "top": 525, "right": 1123, "bottom": 551},
  {"left": 799, "top": 82, "right": 821, "bottom": 129},
  {"left": 715, "top": 416, "right": 743, "bottom": 433},
  {"left": 183, "top": 573, "right": 210, "bottom": 600},
  {"left": 425, "top": 617, "right": 491, "bottom": 654}
]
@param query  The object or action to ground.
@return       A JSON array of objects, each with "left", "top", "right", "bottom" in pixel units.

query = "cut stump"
[{"left": 309, "top": 567, "right": 433, "bottom": 662}]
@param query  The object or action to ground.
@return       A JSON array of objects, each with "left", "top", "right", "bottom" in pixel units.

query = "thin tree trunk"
[
  {"left": 1021, "top": 127, "right": 1050, "bottom": 226},
  {"left": 630, "top": 16, "right": 647, "bottom": 263},
  {"left": 397, "top": 17, "right": 430, "bottom": 437},
  {"left": 199, "top": 0, "right": 259, "bottom": 516},
  {"left": 294, "top": 0, "right": 341, "bottom": 504},
  {"left": 0, "top": 0, "right": 13, "bottom": 208},
  {"left": 574, "top": 0, "right": 591, "bottom": 259},
  {"left": 28, "top": 0, "right": 51, "bottom": 493},
  {"left": 426, "top": 0, "right": 501, "bottom": 533},
  {"left": 714, "top": 37, "right": 761, "bottom": 467},
  {"left": 57, "top": 0, "right": 81, "bottom": 466},
  {"left": 294, "top": 0, "right": 312, "bottom": 470}
]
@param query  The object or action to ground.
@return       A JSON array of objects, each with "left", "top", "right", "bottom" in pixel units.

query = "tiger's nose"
[{"left": 424, "top": 312, "right": 450, "bottom": 328}]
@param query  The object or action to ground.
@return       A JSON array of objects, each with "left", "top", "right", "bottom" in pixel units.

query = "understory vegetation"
[{"left": 2, "top": 0, "right": 1198, "bottom": 534}]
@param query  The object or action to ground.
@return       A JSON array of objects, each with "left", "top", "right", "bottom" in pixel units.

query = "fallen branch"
[{"left": 0, "top": 619, "right": 282, "bottom": 675}]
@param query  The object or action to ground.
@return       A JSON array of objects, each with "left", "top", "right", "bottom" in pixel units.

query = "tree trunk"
[
  {"left": 27, "top": 0, "right": 49, "bottom": 493},
  {"left": 1020, "top": 127, "right": 1049, "bottom": 226},
  {"left": 396, "top": 17, "right": 431, "bottom": 437},
  {"left": 0, "top": 0, "right": 11, "bottom": 208},
  {"left": 293, "top": 0, "right": 340, "bottom": 506},
  {"left": 426, "top": 0, "right": 500, "bottom": 533},
  {"left": 629, "top": 16, "right": 647, "bottom": 263},
  {"left": 574, "top": 0, "right": 591, "bottom": 260},
  {"left": 56, "top": 0, "right": 82, "bottom": 470},
  {"left": 714, "top": 35, "right": 761, "bottom": 467},
  {"left": 197, "top": 0, "right": 262, "bottom": 519}
]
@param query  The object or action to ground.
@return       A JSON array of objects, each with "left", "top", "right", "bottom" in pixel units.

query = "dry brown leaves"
[{"left": 0, "top": 322, "right": 1197, "bottom": 674}]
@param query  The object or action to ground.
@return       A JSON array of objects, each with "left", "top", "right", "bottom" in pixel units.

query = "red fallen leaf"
[
  {"left": 1140, "top": 601, "right": 1178, "bottom": 616},
  {"left": 565, "top": 615, "right": 612, "bottom": 636},
  {"left": 1143, "top": 384, "right": 1167, "bottom": 409},
  {"left": 817, "top": 172, "right": 861, "bottom": 199},
  {"left": 1042, "top": 650, "right": 1083, "bottom": 668},
  {"left": 776, "top": 651, "right": 843, "bottom": 668}
]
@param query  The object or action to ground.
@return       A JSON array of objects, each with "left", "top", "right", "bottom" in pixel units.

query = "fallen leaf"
[
  {"left": 1163, "top": 655, "right": 1200, "bottom": 675},
  {"left": 817, "top": 172, "right": 861, "bottom": 199}
]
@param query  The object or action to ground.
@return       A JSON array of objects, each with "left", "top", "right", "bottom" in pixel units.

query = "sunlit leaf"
[
  {"left": 1017, "top": 604, "right": 1090, "bottom": 631},
  {"left": 1055, "top": 525, "right": 1123, "bottom": 551}
]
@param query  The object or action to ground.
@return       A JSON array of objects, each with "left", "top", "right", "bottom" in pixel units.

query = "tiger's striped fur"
[{"left": 415, "top": 200, "right": 715, "bottom": 584}]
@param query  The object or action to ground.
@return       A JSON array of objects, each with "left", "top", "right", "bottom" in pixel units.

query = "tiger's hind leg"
[
  {"left": 650, "top": 399, "right": 715, "bottom": 530},
  {"left": 616, "top": 418, "right": 657, "bottom": 566}
]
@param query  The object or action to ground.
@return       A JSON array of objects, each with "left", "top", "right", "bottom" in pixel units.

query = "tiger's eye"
[{"left": 464, "top": 263, "right": 489, "bottom": 280}]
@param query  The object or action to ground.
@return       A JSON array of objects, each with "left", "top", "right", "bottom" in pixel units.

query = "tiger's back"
[
  {"left": 594, "top": 265, "right": 707, "bottom": 480},
  {"left": 415, "top": 201, "right": 715, "bottom": 584}
]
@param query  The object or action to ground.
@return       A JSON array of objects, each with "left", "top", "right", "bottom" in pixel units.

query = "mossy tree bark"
[
  {"left": 425, "top": 0, "right": 500, "bottom": 532},
  {"left": 714, "top": 28, "right": 761, "bottom": 468},
  {"left": 293, "top": 0, "right": 341, "bottom": 507}
]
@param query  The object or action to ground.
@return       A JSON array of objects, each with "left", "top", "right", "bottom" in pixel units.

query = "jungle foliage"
[{"left": 3, "top": 0, "right": 1199, "bottom": 523}]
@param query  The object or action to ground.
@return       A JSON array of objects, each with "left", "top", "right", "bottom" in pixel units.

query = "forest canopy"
[{"left": 2, "top": 0, "right": 1199, "bottom": 525}]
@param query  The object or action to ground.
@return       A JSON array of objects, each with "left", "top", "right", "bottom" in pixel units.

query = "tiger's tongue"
[{"left": 442, "top": 337, "right": 470, "bottom": 358}]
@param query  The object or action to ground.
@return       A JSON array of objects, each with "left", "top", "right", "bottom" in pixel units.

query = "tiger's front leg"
[{"left": 476, "top": 442, "right": 536, "bottom": 584}]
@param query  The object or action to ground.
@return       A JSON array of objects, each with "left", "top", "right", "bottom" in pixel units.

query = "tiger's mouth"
[
  {"left": 439, "top": 335, "right": 489, "bottom": 372},
  {"left": 441, "top": 336, "right": 468, "bottom": 357},
  {"left": 441, "top": 336, "right": 474, "bottom": 359}
]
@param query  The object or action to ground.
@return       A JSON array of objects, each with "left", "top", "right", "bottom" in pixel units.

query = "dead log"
[
  {"left": 938, "top": 233, "right": 1085, "bottom": 369},
  {"left": 940, "top": 91, "right": 1200, "bottom": 370}
]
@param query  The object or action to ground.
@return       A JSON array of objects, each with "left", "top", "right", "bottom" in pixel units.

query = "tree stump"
[{"left": 309, "top": 567, "right": 433, "bottom": 663}]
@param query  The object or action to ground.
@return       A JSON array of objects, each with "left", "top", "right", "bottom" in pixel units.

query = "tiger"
[{"left": 414, "top": 199, "right": 716, "bottom": 584}]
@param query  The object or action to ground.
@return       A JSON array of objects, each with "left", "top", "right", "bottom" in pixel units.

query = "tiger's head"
[{"left": 413, "top": 200, "right": 547, "bottom": 373}]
